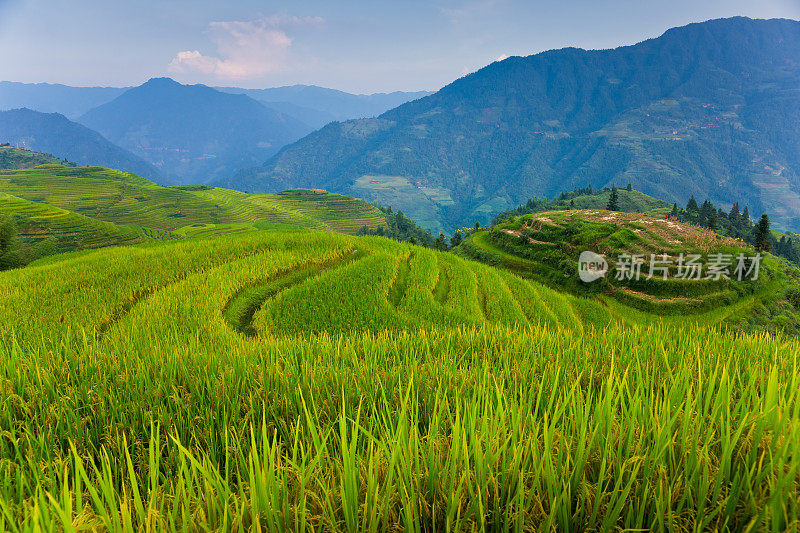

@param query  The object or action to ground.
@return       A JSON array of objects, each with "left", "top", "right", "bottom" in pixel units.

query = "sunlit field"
[{"left": 1, "top": 230, "right": 798, "bottom": 531}]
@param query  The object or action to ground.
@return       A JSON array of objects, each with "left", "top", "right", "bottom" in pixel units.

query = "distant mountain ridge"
[
  {"left": 78, "top": 78, "right": 313, "bottom": 184},
  {"left": 0, "top": 80, "right": 433, "bottom": 184},
  {"left": 0, "top": 82, "right": 127, "bottom": 118},
  {"left": 0, "top": 108, "right": 161, "bottom": 181},
  {"left": 216, "top": 85, "right": 434, "bottom": 128},
  {"left": 223, "top": 17, "right": 800, "bottom": 232},
  {"left": 1, "top": 81, "right": 432, "bottom": 130}
]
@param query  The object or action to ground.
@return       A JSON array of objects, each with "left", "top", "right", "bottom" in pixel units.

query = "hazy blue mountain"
[
  {"left": 1, "top": 81, "right": 432, "bottom": 131},
  {"left": 79, "top": 78, "right": 313, "bottom": 184},
  {"left": 0, "top": 109, "right": 161, "bottom": 181},
  {"left": 255, "top": 101, "right": 338, "bottom": 130},
  {"left": 217, "top": 85, "right": 433, "bottom": 128},
  {"left": 223, "top": 18, "right": 800, "bottom": 232},
  {"left": 0, "top": 82, "right": 126, "bottom": 118}
]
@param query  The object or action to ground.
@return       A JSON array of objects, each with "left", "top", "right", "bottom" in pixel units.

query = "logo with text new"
[{"left": 578, "top": 251, "right": 608, "bottom": 283}]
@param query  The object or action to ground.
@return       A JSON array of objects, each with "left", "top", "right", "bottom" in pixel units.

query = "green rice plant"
[{"left": 0, "top": 230, "right": 798, "bottom": 531}]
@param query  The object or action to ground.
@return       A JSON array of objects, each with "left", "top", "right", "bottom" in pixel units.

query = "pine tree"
[
  {"left": 729, "top": 201, "right": 740, "bottom": 221},
  {"left": 606, "top": 186, "right": 619, "bottom": 211},
  {"left": 754, "top": 214, "right": 772, "bottom": 252},
  {"left": 699, "top": 200, "right": 713, "bottom": 226},
  {"left": 707, "top": 209, "right": 717, "bottom": 231},
  {"left": 626, "top": 183, "right": 633, "bottom": 191},
  {"left": 686, "top": 196, "right": 699, "bottom": 213},
  {"left": 670, "top": 203, "right": 679, "bottom": 218}
]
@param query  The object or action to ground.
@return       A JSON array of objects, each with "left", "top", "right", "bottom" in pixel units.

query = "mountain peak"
[
  {"left": 78, "top": 77, "right": 313, "bottom": 184},
  {"left": 238, "top": 16, "right": 800, "bottom": 232},
  {"left": 142, "top": 77, "right": 181, "bottom": 88}
]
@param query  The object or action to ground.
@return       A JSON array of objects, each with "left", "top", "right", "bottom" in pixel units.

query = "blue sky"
[{"left": 1, "top": 0, "right": 798, "bottom": 93}]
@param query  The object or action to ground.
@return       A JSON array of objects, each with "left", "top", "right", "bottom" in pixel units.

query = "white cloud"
[{"left": 168, "top": 15, "right": 322, "bottom": 81}]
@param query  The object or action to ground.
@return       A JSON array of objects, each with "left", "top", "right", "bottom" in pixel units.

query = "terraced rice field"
[
  {"left": 0, "top": 192, "right": 143, "bottom": 250},
  {"left": 0, "top": 165, "right": 387, "bottom": 235},
  {"left": 459, "top": 209, "right": 799, "bottom": 329},
  {"left": 1, "top": 229, "right": 798, "bottom": 530}
]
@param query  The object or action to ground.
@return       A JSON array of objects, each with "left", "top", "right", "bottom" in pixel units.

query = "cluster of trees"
[
  {"left": 356, "top": 206, "right": 471, "bottom": 251},
  {"left": 356, "top": 206, "right": 432, "bottom": 244},
  {"left": 431, "top": 229, "right": 465, "bottom": 251},
  {"left": 670, "top": 196, "right": 800, "bottom": 262},
  {"left": 669, "top": 197, "right": 754, "bottom": 238}
]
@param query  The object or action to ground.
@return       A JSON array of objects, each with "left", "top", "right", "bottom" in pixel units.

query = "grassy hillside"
[
  {"left": 0, "top": 192, "right": 143, "bottom": 256},
  {"left": 0, "top": 144, "right": 73, "bottom": 169},
  {"left": 0, "top": 164, "right": 389, "bottom": 268},
  {"left": 495, "top": 186, "right": 672, "bottom": 222},
  {"left": 458, "top": 209, "right": 800, "bottom": 334},
  {"left": 0, "top": 230, "right": 797, "bottom": 530},
  {"left": 0, "top": 164, "right": 387, "bottom": 234}
]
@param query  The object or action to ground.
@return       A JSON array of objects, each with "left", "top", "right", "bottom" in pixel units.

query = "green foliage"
[
  {"left": 357, "top": 205, "right": 432, "bottom": 244},
  {"left": 670, "top": 196, "right": 800, "bottom": 266},
  {"left": 450, "top": 229, "right": 463, "bottom": 248},
  {"left": 169, "top": 184, "right": 213, "bottom": 191},
  {"left": 433, "top": 232, "right": 448, "bottom": 251},
  {"left": 0, "top": 192, "right": 143, "bottom": 268},
  {"left": 0, "top": 166, "right": 397, "bottom": 267}
]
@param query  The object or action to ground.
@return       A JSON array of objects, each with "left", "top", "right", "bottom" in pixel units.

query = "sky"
[{"left": 1, "top": 0, "right": 799, "bottom": 94}]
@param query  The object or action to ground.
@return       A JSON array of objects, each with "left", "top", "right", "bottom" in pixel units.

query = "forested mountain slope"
[{"left": 226, "top": 17, "right": 800, "bottom": 233}]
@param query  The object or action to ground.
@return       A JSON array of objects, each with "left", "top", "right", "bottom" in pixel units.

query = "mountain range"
[
  {"left": 216, "top": 86, "right": 434, "bottom": 128},
  {"left": 0, "top": 108, "right": 160, "bottom": 181},
  {"left": 1, "top": 79, "right": 431, "bottom": 184},
  {"left": 78, "top": 78, "right": 313, "bottom": 184},
  {"left": 0, "top": 82, "right": 126, "bottom": 118},
  {"left": 0, "top": 80, "right": 431, "bottom": 129},
  {"left": 221, "top": 17, "right": 800, "bottom": 232}
]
